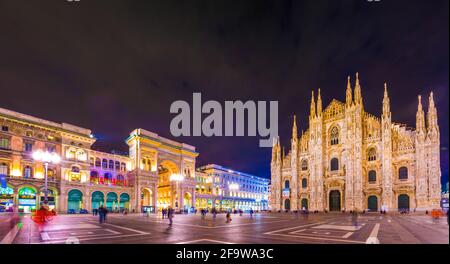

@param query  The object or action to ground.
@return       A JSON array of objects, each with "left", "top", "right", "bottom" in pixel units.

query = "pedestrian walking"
[
  {"left": 167, "top": 207, "right": 174, "bottom": 226},
  {"left": 226, "top": 212, "right": 232, "bottom": 223},
  {"left": 250, "top": 209, "right": 254, "bottom": 218},
  {"left": 99, "top": 206, "right": 105, "bottom": 224},
  {"left": 351, "top": 210, "right": 358, "bottom": 227},
  {"left": 212, "top": 208, "right": 217, "bottom": 220},
  {"left": 162, "top": 208, "right": 166, "bottom": 219}
]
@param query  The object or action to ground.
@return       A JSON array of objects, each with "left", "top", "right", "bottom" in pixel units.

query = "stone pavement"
[{"left": 2, "top": 211, "right": 448, "bottom": 244}]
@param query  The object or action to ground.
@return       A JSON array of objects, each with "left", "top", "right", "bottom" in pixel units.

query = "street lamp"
[
  {"left": 33, "top": 150, "right": 60, "bottom": 206},
  {"left": 170, "top": 173, "right": 184, "bottom": 209}
]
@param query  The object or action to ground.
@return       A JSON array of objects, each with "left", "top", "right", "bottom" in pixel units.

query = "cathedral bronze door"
[
  {"left": 398, "top": 194, "right": 410, "bottom": 211},
  {"left": 284, "top": 199, "right": 291, "bottom": 211},
  {"left": 329, "top": 190, "right": 341, "bottom": 211},
  {"left": 368, "top": 196, "right": 378, "bottom": 212}
]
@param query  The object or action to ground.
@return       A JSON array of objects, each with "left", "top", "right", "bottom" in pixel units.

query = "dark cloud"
[{"left": 0, "top": 0, "right": 448, "bottom": 186}]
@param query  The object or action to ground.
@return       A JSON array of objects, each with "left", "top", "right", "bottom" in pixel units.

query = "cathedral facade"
[{"left": 270, "top": 73, "right": 441, "bottom": 212}]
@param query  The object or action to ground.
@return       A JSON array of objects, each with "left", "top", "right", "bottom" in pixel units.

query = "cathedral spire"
[
  {"left": 317, "top": 88, "right": 322, "bottom": 116},
  {"left": 292, "top": 114, "right": 298, "bottom": 141},
  {"left": 427, "top": 91, "right": 439, "bottom": 133},
  {"left": 382, "top": 82, "right": 390, "bottom": 117},
  {"left": 310, "top": 90, "right": 316, "bottom": 118},
  {"left": 346, "top": 76, "right": 352, "bottom": 107},
  {"left": 416, "top": 95, "right": 426, "bottom": 134},
  {"left": 354, "top": 72, "right": 362, "bottom": 105}
]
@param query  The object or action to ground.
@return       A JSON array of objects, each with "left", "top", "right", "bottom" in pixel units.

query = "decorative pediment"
[{"left": 323, "top": 99, "right": 345, "bottom": 120}]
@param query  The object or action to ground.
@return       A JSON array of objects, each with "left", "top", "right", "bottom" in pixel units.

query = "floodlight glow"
[{"left": 170, "top": 173, "right": 184, "bottom": 182}]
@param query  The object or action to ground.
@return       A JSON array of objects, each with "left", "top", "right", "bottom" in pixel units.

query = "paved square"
[{"left": 2, "top": 212, "right": 448, "bottom": 244}]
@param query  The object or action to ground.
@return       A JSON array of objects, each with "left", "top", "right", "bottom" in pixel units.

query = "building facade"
[
  {"left": 270, "top": 73, "right": 441, "bottom": 212},
  {"left": 0, "top": 107, "right": 269, "bottom": 214},
  {"left": 0, "top": 107, "right": 197, "bottom": 214},
  {"left": 196, "top": 164, "right": 269, "bottom": 211}
]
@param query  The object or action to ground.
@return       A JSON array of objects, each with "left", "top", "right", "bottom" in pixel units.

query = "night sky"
[{"left": 0, "top": 0, "right": 448, "bottom": 188}]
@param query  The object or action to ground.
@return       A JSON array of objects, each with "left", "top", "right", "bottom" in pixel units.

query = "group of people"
[{"left": 93, "top": 206, "right": 108, "bottom": 223}]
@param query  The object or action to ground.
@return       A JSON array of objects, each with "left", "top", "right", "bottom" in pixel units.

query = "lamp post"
[
  {"left": 33, "top": 150, "right": 60, "bottom": 206},
  {"left": 170, "top": 173, "right": 184, "bottom": 210}
]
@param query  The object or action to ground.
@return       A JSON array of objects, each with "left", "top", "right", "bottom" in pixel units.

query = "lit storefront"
[
  {"left": 39, "top": 189, "right": 56, "bottom": 211},
  {"left": 67, "top": 189, "right": 83, "bottom": 212},
  {"left": 106, "top": 192, "right": 118, "bottom": 212},
  {"left": 18, "top": 187, "right": 37, "bottom": 213},
  {"left": 119, "top": 193, "right": 130, "bottom": 211},
  {"left": 0, "top": 186, "right": 14, "bottom": 211},
  {"left": 91, "top": 191, "right": 105, "bottom": 210}
]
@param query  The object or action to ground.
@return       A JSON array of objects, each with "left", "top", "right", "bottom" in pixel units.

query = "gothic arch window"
[
  {"left": 368, "top": 170, "right": 376, "bottom": 183},
  {"left": 330, "top": 127, "right": 339, "bottom": 145},
  {"left": 399, "top": 167, "right": 408, "bottom": 180},
  {"left": 302, "top": 178, "right": 307, "bottom": 188},
  {"left": 284, "top": 180, "right": 290, "bottom": 189},
  {"left": 301, "top": 160, "right": 308, "bottom": 171},
  {"left": 330, "top": 158, "right": 339, "bottom": 171},
  {"left": 368, "top": 148, "right": 377, "bottom": 161}
]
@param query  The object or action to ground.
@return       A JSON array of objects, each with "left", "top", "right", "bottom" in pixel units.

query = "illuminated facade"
[
  {"left": 271, "top": 73, "right": 442, "bottom": 212},
  {"left": 0, "top": 107, "right": 197, "bottom": 213},
  {"left": 1, "top": 106, "right": 271, "bottom": 214},
  {"left": 196, "top": 164, "right": 269, "bottom": 211}
]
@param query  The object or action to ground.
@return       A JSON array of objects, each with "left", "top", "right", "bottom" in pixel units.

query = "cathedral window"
[
  {"left": 284, "top": 180, "right": 290, "bottom": 189},
  {"left": 368, "top": 148, "right": 376, "bottom": 161},
  {"left": 399, "top": 167, "right": 408, "bottom": 180},
  {"left": 301, "top": 160, "right": 308, "bottom": 171},
  {"left": 330, "top": 127, "right": 339, "bottom": 145},
  {"left": 302, "top": 178, "right": 307, "bottom": 188},
  {"left": 368, "top": 170, "right": 376, "bottom": 183},
  {"left": 330, "top": 158, "right": 339, "bottom": 171}
]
